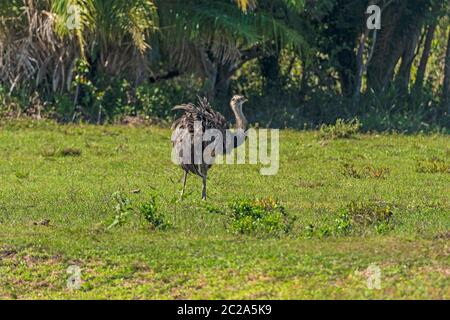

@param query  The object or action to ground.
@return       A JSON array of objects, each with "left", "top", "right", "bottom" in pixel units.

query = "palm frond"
[
  {"left": 158, "top": 0, "right": 309, "bottom": 76},
  {"left": 1, "top": 0, "right": 159, "bottom": 94}
]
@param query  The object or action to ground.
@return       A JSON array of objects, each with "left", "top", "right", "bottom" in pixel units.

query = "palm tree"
[
  {"left": 1, "top": 0, "right": 306, "bottom": 95},
  {"left": 0, "top": 0, "right": 157, "bottom": 95},
  {"left": 156, "top": 0, "right": 308, "bottom": 98}
]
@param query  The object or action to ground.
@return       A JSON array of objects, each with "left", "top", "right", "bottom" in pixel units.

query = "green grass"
[{"left": 0, "top": 120, "right": 449, "bottom": 299}]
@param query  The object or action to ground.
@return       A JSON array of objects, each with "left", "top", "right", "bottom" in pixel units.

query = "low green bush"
[
  {"left": 335, "top": 200, "right": 395, "bottom": 235},
  {"left": 140, "top": 196, "right": 171, "bottom": 230},
  {"left": 229, "top": 197, "right": 293, "bottom": 236},
  {"left": 306, "top": 200, "right": 396, "bottom": 238},
  {"left": 319, "top": 118, "right": 361, "bottom": 140}
]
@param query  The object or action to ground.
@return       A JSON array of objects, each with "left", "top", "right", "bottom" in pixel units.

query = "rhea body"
[{"left": 171, "top": 95, "right": 248, "bottom": 200}]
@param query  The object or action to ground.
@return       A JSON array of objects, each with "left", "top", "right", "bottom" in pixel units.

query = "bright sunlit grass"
[{"left": 0, "top": 120, "right": 448, "bottom": 299}]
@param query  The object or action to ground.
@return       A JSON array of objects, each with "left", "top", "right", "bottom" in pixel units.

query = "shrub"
[
  {"left": 140, "top": 196, "right": 171, "bottom": 230},
  {"left": 319, "top": 118, "right": 361, "bottom": 140},
  {"left": 229, "top": 197, "right": 293, "bottom": 236}
]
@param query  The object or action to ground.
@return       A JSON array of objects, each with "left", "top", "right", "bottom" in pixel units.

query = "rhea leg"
[
  {"left": 200, "top": 165, "right": 208, "bottom": 201},
  {"left": 180, "top": 171, "right": 188, "bottom": 200},
  {"left": 201, "top": 174, "right": 207, "bottom": 201}
]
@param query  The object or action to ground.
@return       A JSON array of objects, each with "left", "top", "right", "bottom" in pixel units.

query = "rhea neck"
[{"left": 230, "top": 102, "right": 248, "bottom": 131}]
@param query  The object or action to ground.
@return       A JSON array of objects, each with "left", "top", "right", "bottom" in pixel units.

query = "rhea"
[{"left": 171, "top": 95, "right": 248, "bottom": 200}]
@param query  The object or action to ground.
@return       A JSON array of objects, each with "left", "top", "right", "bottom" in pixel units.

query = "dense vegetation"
[
  {"left": 1, "top": 0, "right": 450, "bottom": 132},
  {"left": 0, "top": 122, "right": 448, "bottom": 298}
]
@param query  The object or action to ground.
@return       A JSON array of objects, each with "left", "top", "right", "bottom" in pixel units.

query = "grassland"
[{"left": 0, "top": 120, "right": 449, "bottom": 299}]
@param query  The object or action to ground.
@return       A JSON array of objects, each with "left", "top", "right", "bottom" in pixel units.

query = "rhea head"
[
  {"left": 230, "top": 94, "right": 248, "bottom": 109},
  {"left": 230, "top": 94, "right": 248, "bottom": 130}
]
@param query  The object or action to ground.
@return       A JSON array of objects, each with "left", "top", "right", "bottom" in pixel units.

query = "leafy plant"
[
  {"left": 140, "top": 196, "right": 171, "bottom": 230},
  {"left": 334, "top": 209, "right": 353, "bottom": 235},
  {"left": 204, "top": 203, "right": 224, "bottom": 215},
  {"left": 108, "top": 192, "right": 133, "bottom": 229},
  {"left": 229, "top": 197, "right": 293, "bottom": 236},
  {"left": 305, "top": 223, "right": 332, "bottom": 239},
  {"left": 304, "top": 200, "right": 396, "bottom": 238}
]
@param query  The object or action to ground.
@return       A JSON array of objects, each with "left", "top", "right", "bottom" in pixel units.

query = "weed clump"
[
  {"left": 335, "top": 200, "right": 395, "bottom": 235},
  {"left": 41, "top": 147, "right": 82, "bottom": 158},
  {"left": 108, "top": 192, "right": 133, "bottom": 229},
  {"left": 15, "top": 170, "right": 30, "bottom": 180},
  {"left": 140, "top": 196, "right": 171, "bottom": 230},
  {"left": 229, "top": 197, "right": 293, "bottom": 236},
  {"left": 204, "top": 203, "right": 224, "bottom": 215},
  {"left": 305, "top": 200, "right": 395, "bottom": 238},
  {"left": 41, "top": 148, "right": 57, "bottom": 158},
  {"left": 59, "top": 147, "right": 82, "bottom": 157},
  {"left": 342, "top": 163, "right": 390, "bottom": 179},
  {"left": 416, "top": 158, "right": 450, "bottom": 174},
  {"left": 319, "top": 118, "right": 361, "bottom": 140},
  {"left": 107, "top": 192, "right": 171, "bottom": 231}
]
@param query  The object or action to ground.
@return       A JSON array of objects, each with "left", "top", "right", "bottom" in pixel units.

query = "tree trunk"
[
  {"left": 353, "top": 27, "right": 370, "bottom": 106},
  {"left": 321, "top": 0, "right": 367, "bottom": 98},
  {"left": 414, "top": 23, "right": 437, "bottom": 94},
  {"left": 367, "top": 1, "right": 429, "bottom": 93},
  {"left": 395, "top": 25, "right": 421, "bottom": 96},
  {"left": 214, "top": 61, "right": 234, "bottom": 102},
  {"left": 202, "top": 51, "right": 233, "bottom": 103},
  {"left": 259, "top": 52, "right": 281, "bottom": 94},
  {"left": 443, "top": 28, "right": 450, "bottom": 114},
  {"left": 366, "top": 4, "right": 401, "bottom": 92},
  {"left": 337, "top": 48, "right": 358, "bottom": 97}
]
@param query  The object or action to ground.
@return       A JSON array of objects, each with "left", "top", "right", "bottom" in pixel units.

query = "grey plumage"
[{"left": 172, "top": 95, "right": 248, "bottom": 200}]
